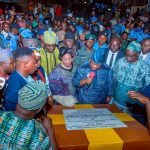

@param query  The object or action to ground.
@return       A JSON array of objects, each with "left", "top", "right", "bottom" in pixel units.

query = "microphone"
[
  {"left": 87, "top": 72, "right": 95, "bottom": 89},
  {"left": 88, "top": 72, "right": 95, "bottom": 78}
]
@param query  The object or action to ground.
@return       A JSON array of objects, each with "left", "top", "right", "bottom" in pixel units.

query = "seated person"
[
  {"left": 0, "top": 80, "right": 58, "bottom": 150},
  {"left": 72, "top": 52, "right": 113, "bottom": 104}
]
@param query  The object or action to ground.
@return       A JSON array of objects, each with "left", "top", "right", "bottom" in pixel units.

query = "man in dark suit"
[
  {"left": 103, "top": 36, "right": 125, "bottom": 68},
  {"left": 140, "top": 38, "right": 150, "bottom": 66}
]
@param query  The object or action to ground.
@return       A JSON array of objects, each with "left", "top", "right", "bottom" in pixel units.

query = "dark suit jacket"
[
  {"left": 3, "top": 71, "right": 27, "bottom": 111},
  {"left": 103, "top": 49, "right": 125, "bottom": 65}
]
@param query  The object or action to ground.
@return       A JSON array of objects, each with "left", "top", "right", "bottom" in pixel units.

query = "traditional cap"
[
  {"left": 22, "top": 38, "right": 38, "bottom": 49},
  {"left": 65, "top": 31, "right": 75, "bottom": 40},
  {"left": 85, "top": 34, "right": 96, "bottom": 41},
  {"left": 127, "top": 41, "right": 141, "bottom": 53},
  {"left": 59, "top": 47, "right": 72, "bottom": 60},
  {"left": 0, "top": 49, "right": 13, "bottom": 62},
  {"left": 91, "top": 52, "right": 104, "bottom": 65},
  {"left": 43, "top": 28, "right": 57, "bottom": 45},
  {"left": 18, "top": 80, "right": 47, "bottom": 110},
  {"left": 20, "top": 28, "right": 33, "bottom": 39}
]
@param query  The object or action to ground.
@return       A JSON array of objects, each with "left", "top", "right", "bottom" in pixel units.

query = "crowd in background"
[{"left": 0, "top": 2, "right": 150, "bottom": 149}]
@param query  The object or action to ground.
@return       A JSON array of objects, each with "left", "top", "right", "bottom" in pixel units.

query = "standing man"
[
  {"left": 104, "top": 36, "right": 124, "bottom": 68},
  {"left": 73, "top": 52, "right": 113, "bottom": 104},
  {"left": 0, "top": 49, "right": 14, "bottom": 108},
  {"left": 40, "top": 29, "right": 60, "bottom": 75},
  {"left": 113, "top": 41, "right": 150, "bottom": 114},
  {"left": 140, "top": 38, "right": 150, "bottom": 66},
  {"left": 3, "top": 47, "right": 38, "bottom": 111},
  {"left": 73, "top": 34, "right": 96, "bottom": 72}
]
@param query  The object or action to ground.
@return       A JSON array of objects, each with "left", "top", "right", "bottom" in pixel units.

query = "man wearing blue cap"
[
  {"left": 113, "top": 41, "right": 150, "bottom": 115},
  {"left": 72, "top": 51, "right": 113, "bottom": 104}
]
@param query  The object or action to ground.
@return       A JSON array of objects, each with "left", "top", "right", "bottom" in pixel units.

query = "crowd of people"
[{"left": 0, "top": 3, "right": 150, "bottom": 149}]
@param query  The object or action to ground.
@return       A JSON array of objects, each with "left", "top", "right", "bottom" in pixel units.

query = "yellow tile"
[
  {"left": 74, "top": 104, "right": 94, "bottom": 109},
  {"left": 113, "top": 113, "right": 135, "bottom": 121},
  {"left": 47, "top": 114, "right": 65, "bottom": 125},
  {"left": 85, "top": 128, "right": 123, "bottom": 150}
]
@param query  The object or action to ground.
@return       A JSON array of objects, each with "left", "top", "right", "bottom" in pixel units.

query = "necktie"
[{"left": 109, "top": 53, "right": 114, "bottom": 68}]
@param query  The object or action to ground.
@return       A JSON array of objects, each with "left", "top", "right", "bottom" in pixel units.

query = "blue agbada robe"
[{"left": 72, "top": 62, "right": 113, "bottom": 104}]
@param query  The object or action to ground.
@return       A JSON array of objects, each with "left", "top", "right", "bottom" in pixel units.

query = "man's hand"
[
  {"left": 42, "top": 117, "right": 59, "bottom": 150},
  {"left": 46, "top": 96, "right": 54, "bottom": 111},
  {"left": 80, "top": 77, "right": 94, "bottom": 86},
  {"left": 42, "top": 117, "right": 53, "bottom": 130},
  {"left": 106, "top": 96, "right": 111, "bottom": 104},
  {"left": 9, "top": 10, "right": 16, "bottom": 16},
  {"left": 47, "top": 96, "right": 53, "bottom": 106},
  {"left": 128, "top": 91, "right": 149, "bottom": 104}
]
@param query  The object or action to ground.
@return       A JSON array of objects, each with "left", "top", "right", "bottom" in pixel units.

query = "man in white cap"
[{"left": 40, "top": 29, "right": 60, "bottom": 75}]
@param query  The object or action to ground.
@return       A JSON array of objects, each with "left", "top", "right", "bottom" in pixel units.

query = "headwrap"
[
  {"left": 59, "top": 47, "right": 72, "bottom": 60},
  {"left": 43, "top": 28, "right": 57, "bottom": 45},
  {"left": 20, "top": 28, "right": 33, "bottom": 39},
  {"left": 127, "top": 41, "right": 141, "bottom": 53},
  {"left": 22, "top": 38, "right": 38, "bottom": 49},
  {"left": 91, "top": 51, "right": 104, "bottom": 65},
  {"left": 18, "top": 80, "right": 47, "bottom": 110},
  {"left": 0, "top": 49, "right": 13, "bottom": 62},
  {"left": 85, "top": 34, "right": 96, "bottom": 41}
]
